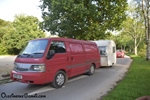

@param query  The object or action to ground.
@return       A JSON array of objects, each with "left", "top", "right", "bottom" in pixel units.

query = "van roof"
[{"left": 30, "top": 37, "right": 96, "bottom": 45}]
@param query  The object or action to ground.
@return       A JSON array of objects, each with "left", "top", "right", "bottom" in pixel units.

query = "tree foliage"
[
  {"left": 1, "top": 15, "right": 45, "bottom": 54},
  {"left": 120, "top": 16, "right": 144, "bottom": 55},
  {"left": 0, "top": 19, "right": 12, "bottom": 54},
  {"left": 40, "top": 0, "right": 127, "bottom": 40},
  {"left": 116, "top": 0, "right": 145, "bottom": 55},
  {"left": 0, "top": 19, "right": 11, "bottom": 42},
  {"left": 115, "top": 31, "right": 132, "bottom": 50}
]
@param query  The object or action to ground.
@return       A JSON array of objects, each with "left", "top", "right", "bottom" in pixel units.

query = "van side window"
[
  {"left": 50, "top": 41, "right": 66, "bottom": 53},
  {"left": 84, "top": 44, "right": 97, "bottom": 53},
  {"left": 113, "top": 46, "right": 115, "bottom": 53},
  {"left": 69, "top": 43, "right": 83, "bottom": 53}
]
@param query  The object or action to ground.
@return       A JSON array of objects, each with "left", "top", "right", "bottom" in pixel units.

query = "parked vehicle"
[
  {"left": 116, "top": 50, "right": 125, "bottom": 58},
  {"left": 93, "top": 40, "right": 116, "bottom": 67},
  {"left": 11, "top": 37, "right": 100, "bottom": 88}
]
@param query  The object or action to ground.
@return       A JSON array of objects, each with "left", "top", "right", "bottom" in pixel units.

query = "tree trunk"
[
  {"left": 135, "top": 46, "right": 137, "bottom": 55},
  {"left": 123, "top": 46, "right": 126, "bottom": 51},
  {"left": 142, "top": 0, "right": 149, "bottom": 60},
  {"left": 143, "top": 0, "right": 150, "bottom": 60},
  {"left": 134, "top": 38, "right": 137, "bottom": 55},
  {"left": 147, "top": 10, "right": 150, "bottom": 60},
  {"left": 146, "top": 39, "right": 150, "bottom": 60},
  {"left": 129, "top": 47, "right": 132, "bottom": 52}
]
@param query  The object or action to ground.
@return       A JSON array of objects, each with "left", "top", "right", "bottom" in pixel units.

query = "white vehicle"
[{"left": 93, "top": 40, "right": 116, "bottom": 67}]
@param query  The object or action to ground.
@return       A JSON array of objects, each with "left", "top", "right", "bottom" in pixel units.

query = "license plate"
[{"left": 13, "top": 74, "right": 22, "bottom": 79}]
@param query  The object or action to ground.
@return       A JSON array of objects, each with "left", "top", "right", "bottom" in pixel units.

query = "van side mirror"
[
  {"left": 50, "top": 50, "right": 55, "bottom": 55},
  {"left": 46, "top": 50, "right": 55, "bottom": 59}
]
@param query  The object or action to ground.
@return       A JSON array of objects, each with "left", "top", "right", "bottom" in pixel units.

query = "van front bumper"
[{"left": 11, "top": 70, "right": 46, "bottom": 84}]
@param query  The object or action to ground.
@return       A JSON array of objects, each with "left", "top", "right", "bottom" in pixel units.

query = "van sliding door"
[{"left": 69, "top": 43, "right": 86, "bottom": 76}]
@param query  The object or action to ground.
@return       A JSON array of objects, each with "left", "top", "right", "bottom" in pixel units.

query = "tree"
[
  {"left": 40, "top": 0, "right": 127, "bottom": 40},
  {"left": 0, "top": 19, "right": 13, "bottom": 54},
  {"left": 115, "top": 31, "right": 132, "bottom": 51},
  {"left": 0, "top": 19, "right": 11, "bottom": 42},
  {"left": 120, "top": 1, "right": 145, "bottom": 55},
  {"left": 121, "top": 17, "right": 144, "bottom": 55},
  {"left": 2, "top": 14, "right": 45, "bottom": 54},
  {"left": 141, "top": 0, "right": 150, "bottom": 60},
  {"left": 105, "top": 31, "right": 115, "bottom": 40}
]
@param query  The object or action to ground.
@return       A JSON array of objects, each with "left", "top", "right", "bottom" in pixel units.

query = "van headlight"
[
  {"left": 30, "top": 65, "right": 45, "bottom": 72},
  {"left": 13, "top": 63, "right": 18, "bottom": 70}
]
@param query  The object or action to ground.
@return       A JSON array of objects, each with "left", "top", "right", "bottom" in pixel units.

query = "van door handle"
[
  {"left": 71, "top": 57, "right": 73, "bottom": 60},
  {"left": 66, "top": 57, "right": 69, "bottom": 61}
]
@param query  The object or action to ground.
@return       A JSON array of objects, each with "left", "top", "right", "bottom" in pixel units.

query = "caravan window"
[
  {"left": 113, "top": 46, "right": 115, "bottom": 53},
  {"left": 99, "top": 46, "right": 106, "bottom": 55}
]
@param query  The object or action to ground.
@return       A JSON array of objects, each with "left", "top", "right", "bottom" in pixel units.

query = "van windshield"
[{"left": 18, "top": 39, "right": 48, "bottom": 58}]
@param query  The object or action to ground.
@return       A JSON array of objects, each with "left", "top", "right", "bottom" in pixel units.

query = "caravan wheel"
[{"left": 110, "top": 63, "right": 114, "bottom": 67}]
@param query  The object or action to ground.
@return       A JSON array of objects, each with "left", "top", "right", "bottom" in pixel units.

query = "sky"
[
  {"left": 0, "top": 0, "right": 131, "bottom": 22},
  {"left": 0, "top": 0, "right": 42, "bottom": 22}
]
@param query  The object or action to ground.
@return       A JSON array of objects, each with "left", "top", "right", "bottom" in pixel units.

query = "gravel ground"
[{"left": 0, "top": 55, "right": 16, "bottom": 80}]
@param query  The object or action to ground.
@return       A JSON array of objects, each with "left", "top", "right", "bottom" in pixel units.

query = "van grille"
[
  {"left": 16, "top": 67, "right": 29, "bottom": 71},
  {"left": 14, "top": 63, "right": 31, "bottom": 72}
]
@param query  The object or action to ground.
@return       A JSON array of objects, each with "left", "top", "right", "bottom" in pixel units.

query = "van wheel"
[
  {"left": 51, "top": 71, "right": 66, "bottom": 88},
  {"left": 87, "top": 64, "right": 95, "bottom": 75}
]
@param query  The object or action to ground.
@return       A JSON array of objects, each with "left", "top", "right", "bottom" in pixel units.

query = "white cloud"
[{"left": 0, "top": 0, "right": 42, "bottom": 21}]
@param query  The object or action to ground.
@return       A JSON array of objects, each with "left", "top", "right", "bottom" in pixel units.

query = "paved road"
[{"left": 0, "top": 56, "right": 132, "bottom": 100}]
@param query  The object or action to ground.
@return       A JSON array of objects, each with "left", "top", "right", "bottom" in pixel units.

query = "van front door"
[{"left": 45, "top": 41, "right": 69, "bottom": 83}]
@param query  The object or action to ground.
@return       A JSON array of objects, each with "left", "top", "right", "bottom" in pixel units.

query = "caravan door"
[{"left": 99, "top": 46, "right": 108, "bottom": 66}]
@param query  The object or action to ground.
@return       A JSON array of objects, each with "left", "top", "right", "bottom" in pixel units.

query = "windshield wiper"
[
  {"left": 22, "top": 53, "right": 33, "bottom": 57},
  {"left": 32, "top": 52, "right": 43, "bottom": 54}
]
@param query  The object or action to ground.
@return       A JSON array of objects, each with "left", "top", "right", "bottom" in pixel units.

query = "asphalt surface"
[{"left": 0, "top": 56, "right": 132, "bottom": 100}]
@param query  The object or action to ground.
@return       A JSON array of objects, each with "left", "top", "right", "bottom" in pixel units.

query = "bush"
[
  {"left": 138, "top": 51, "right": 146, "bottom": 58},
  {"left": 138, "top": 47, "right": 146, "bottom": 58},
  {"left": 0, "top": 44, "right": 7, "bottom": 55}
]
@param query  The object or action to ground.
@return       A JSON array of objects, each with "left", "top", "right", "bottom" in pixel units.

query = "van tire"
[
  {"left": 87, "top": 64, "right": 95, "bottom": 75},
  {"left": 51, "top": 71, "right": 66, "bottom": 88}
]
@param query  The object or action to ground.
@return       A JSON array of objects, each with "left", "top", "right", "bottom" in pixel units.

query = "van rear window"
[
  {"left": 69, "top": 43, "right": 84, "bottom": 53},
  {"left": 84, "top": 44, "right": 97, "bottom": 53}
]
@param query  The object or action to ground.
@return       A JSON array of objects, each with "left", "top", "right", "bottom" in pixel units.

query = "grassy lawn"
[
  {"left": 0, "top": 78, "right": 12, "bottom": 84},
  {"left": 102, "top": 54, "right": 150, "bottom": 100}
]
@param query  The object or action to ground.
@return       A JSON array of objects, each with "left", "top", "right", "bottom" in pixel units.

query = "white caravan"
[{"left": 93, "top": 40, "right": 116, "bottom": 67}]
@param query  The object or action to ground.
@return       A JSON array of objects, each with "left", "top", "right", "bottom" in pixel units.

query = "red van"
[{"left": 11, "top": 38, "right": 100, "bottom": 88}]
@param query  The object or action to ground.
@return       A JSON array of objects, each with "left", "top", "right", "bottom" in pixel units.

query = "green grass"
[
  {"left": 102, "top": 54, "right": 150, "bottom": 100},
  {"left": 0, "top": 78, "right": 12, "bottom": 84}
]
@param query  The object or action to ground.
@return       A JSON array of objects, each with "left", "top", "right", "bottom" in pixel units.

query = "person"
[{"left": 136, "top": 96, "right": 150, "bottom": 100}]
